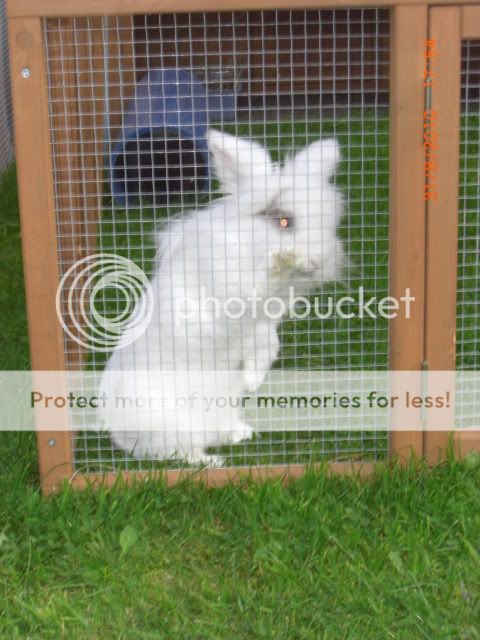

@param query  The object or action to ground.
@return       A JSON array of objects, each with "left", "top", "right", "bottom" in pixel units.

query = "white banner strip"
[{"left": 0, "top": 370, "right": 479, "bottom": 432}]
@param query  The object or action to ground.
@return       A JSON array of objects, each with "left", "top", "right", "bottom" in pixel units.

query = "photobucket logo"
[
  {"left": 55, "top": 254, "right": 154, "bottom": 352},
  {"left": 175, "top": 287, "right": 415, "bottom": 324}
]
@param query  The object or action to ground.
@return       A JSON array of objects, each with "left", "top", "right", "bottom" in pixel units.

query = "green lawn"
[
  {"left": 1, "top": 440, "right": 480, "bottom": 637},
  {"left": 1, "top": 117, "right": 480, "bottom": 637}
]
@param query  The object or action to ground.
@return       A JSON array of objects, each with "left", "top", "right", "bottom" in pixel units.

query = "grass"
[
  {"left": 1, "top": 117, "right": 480, "bottom": 637},
  {"left": 0, "top": 165, "right": 29, "bottom": 371},
  {"left": 2, "top": 449, "right": 480, "bottom": 637}
]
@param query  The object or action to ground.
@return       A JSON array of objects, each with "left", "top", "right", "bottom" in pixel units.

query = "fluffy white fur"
[{"left": 98, "top": 129, "right": 345, "bottom": 466}]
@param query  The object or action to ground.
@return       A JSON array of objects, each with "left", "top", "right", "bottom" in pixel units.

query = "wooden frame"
[
  {"left": 7, "top": 0, "right": 480, "bottom": 19},
  {"left": 8, "top": 17, "right": 74, "bottom": 490},
  {"left": 424, "top": 6, "right": 462, "bottom": 462},
  {"left": 7, "top": 2, "right": 480, "bottom": 493},
  {"left": 69, "top": 461, "right": 375, "bottom": 492},
  {"left": 388, "top": 5, "right": 427, "bottom": 460},
  {"left": 424, "top": 5, "right": 480, "bottom": 461},
  {"left": 462, "top": 5, "right": 480, "bottom": 37}
]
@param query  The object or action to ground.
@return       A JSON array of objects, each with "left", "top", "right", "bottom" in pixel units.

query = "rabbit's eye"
[
  {"left": 260, "top": 205, "right": 293, "bottom": 229},
  {"left": 275, "top": 211, "right": 293, "bottom": 229}
]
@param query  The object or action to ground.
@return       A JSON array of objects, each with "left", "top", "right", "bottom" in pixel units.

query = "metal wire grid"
[
  {"left": 0, "top": 0, "right": 13, "bottom": 173},
  {"left": 457, "top": 41, "right": 480, "bottom": 427},
  {"left": 42, "top": 9, "right": 390, "bottom": 472}
]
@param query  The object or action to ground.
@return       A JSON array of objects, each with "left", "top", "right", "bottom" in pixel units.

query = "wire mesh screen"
[
  {"left": 43, "top": 9, "right": 390, "bottom": 473},
  {"left": 0, "top": 0, "right": 13, "bottom": 173},
  {"left": 457, "top": 40, "right": 480, "bottom": 427}
]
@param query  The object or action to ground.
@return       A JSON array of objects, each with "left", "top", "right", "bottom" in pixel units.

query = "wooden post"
[
  {"left": 8, "top": 17, "right": 73, "bottom": 492},
  {"left": 388, "top": 5, "right": 428, "bottom": 461},
  {"left": 6, "top": 0, "right": 480, "bottom": 19},
  {"left": 423, "top": 7, "right": 461, "bottom": 462}
]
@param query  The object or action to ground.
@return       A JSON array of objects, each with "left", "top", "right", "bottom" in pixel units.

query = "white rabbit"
[{"left": 98, "top": 129, "right": 345, "bottom": 466}]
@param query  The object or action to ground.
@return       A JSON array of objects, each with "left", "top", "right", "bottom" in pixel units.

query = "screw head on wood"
[
  {"left": 21, "top": 67, "right": 31, "bottom": 79},
  {"left": 47, "top": 438, "right": 56, "bottom": 447}
]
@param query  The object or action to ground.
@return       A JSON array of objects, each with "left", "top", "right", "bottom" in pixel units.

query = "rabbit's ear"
[
  {"left": 207, "top": 129, "right": 271, "bottom": 194},
  {"left": 293, "top": 138, "right": 341, "bottom": 181}
]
